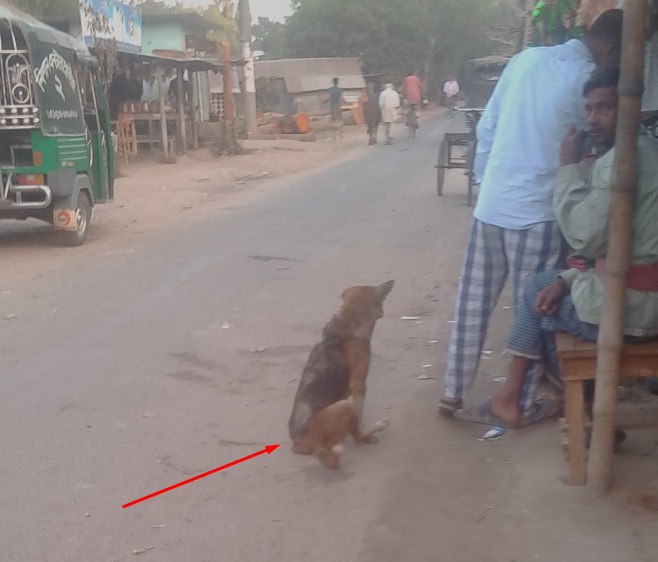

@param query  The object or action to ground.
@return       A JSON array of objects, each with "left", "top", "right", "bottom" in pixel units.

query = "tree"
[
  {"left": 282, "top": 0, "right": 523, "bottom": 95},
  {"left": 8, "top": 0, "right": 78, "bottom": 20},
  {"left": 252, "top": 17, "right": 287, "bottom": 60}
]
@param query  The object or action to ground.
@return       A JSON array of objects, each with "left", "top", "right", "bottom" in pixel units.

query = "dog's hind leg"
[{"left": 311, "top": 400, "right": 359, "bottom": 469}]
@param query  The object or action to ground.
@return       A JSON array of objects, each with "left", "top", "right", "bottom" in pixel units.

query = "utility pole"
[{"left": 239, "top": 0, "right": 257, "bottom": 137}]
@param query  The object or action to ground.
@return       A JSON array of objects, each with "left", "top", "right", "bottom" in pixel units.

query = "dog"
[{"left": 288, "top": 280, "right": 394, "bottom": 469}]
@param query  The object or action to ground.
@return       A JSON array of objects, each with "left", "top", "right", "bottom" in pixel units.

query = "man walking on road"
[
  {"left": 442, "top": 75, "right": 460, "bottom": 116},
  {"left": 439, "top": 9, "right": 624, "bottom": 420},
  {"left": 328, "top": 77, "right": 344, "bottom": 139},
  {"left": 379, "top": 83, "right": 401, "bottom": 145}
]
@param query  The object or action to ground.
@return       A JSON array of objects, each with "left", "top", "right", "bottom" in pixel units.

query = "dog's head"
[{"left": 339, "top": 280, "right": 394, "bottom": 338}]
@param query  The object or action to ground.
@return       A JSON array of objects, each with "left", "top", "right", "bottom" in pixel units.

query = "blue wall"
[{"left": 141, "top": 21, "right": 187, "bottom": 54}]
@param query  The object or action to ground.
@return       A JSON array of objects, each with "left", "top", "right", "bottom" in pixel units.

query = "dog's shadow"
[{"left": 299, "top": 462, "right": 354, "bottom": 483}]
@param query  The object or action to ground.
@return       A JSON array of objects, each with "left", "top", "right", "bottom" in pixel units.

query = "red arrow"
[{"left": 122, "top": 444, "right": 280, "bottom": 508}]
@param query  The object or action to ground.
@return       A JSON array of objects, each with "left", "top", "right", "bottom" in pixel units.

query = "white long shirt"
[
  {"left": 379, "top": 88, "right": 400, "bottom": 123},
  {"left": 443, "top": 80, "right": 459, "bottom": 98},
  {"left": 474, "top": 39, "right": 595, "bottom": 230}
]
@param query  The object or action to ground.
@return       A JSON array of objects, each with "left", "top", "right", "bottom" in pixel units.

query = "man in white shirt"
[
  {"left": 141, "top": 73, "right": 160, "bottom": 103},
  {"left": 379, "top": 83, "right": 401, "bottom": 145},
  {"left": 439, "top": 9, "right": 623, "bottom": 421},
  {"left": 443, "top": 75, "right": 460, "bottom": 116}
]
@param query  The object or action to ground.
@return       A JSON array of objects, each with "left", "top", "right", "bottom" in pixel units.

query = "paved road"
[{"left": 2, "top": 114, "right": 656, "bottom": 562}]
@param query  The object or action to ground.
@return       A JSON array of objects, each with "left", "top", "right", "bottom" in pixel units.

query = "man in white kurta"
[{"left": 379, "top": 83, "right": 400, "bottom": 144}]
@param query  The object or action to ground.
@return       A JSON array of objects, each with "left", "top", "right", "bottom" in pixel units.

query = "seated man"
[{"left": 456, "top": 65, "right": 658, "bottom": 429}]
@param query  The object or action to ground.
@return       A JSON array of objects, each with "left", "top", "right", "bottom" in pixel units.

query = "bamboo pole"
[
  {"left": 587, "top": 0, "right": 647, "bottom": 495},
  {"left": 190, "top": 71, "right": 199, "bottom": 151},
  {"left": 176, "top": 66, "right": 187, "bottom": 154},
  {"left": 222, "top": 41, "right": 236, "bottom": 144}
]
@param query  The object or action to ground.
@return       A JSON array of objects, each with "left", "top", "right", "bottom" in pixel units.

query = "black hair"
[
  {"left": 333, "top": 77, "right": 339, "bottom": 85},
  {"left": 583, "top": 64, "right": 620, "bottom": 97},
  {"left": 587, "top": 8, "right": 623, "bottom": 49}
]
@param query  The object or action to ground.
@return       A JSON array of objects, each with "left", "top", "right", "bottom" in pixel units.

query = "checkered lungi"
[
  {"left": 443, "top": 218, "right": 564, "bottom": 414},
  {"left": 508, "top": 270, "right": 599, "bottom": 414}
]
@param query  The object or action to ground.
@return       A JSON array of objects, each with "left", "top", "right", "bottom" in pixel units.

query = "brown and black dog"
[{"left": 288, "top": 280, "right": 394, "bottom": 468}]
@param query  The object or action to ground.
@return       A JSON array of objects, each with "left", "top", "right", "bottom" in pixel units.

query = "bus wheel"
[{"left": 59, "top": 192, "right": 91, "bottom": 247}]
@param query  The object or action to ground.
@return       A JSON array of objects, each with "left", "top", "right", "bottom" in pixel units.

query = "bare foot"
[{"left": 490, "top": 395, "right": 521, "bottom": 426}]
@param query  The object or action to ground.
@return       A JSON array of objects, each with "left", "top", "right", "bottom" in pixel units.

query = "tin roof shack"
[{"left": 254, "top": 57, "right": 366, "bottom": 115}]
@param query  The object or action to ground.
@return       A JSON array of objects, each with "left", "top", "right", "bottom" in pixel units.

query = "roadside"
[{"left": 0, "top": 122, "right": 370, "bottom": 286}]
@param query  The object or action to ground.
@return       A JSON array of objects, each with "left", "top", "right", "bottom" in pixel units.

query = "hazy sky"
[
  {"left": 182, "top": 0, "right": 293, "bottom": 22},
  {"left": 249, "top": 0, "right": 293, "bottom": 21}
]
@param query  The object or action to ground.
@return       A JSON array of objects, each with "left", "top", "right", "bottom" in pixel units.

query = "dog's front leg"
[{"left": 350, "top": 381, "right": 366, "bottom": 421}]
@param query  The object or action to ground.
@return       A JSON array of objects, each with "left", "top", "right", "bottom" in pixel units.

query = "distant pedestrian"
[
  {"left": 402, "top": 70, "right": 422, "bottom": 132},
  {"left": 327, "top": 77, "right": 344, "bottom": 139},
  {"left": 442, "top": 75, "right": 460, "bottom": 116},
  {"left": 378, "top": 83, "right": 400, "bottom": 145}
]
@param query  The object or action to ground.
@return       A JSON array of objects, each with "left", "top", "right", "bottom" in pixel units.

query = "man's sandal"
[
  {"left": 438, "top": 398, "right": 463, "bottom": 416},
  {"left": 453, "top": 400, "right": 519, "bottom": 430}
]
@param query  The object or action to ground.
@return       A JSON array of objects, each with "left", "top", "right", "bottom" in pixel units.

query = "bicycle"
[{"left": 404, "top": 102, "right": 420, "bottom": 138}]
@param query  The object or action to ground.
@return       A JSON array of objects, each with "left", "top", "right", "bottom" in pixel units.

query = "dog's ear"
[{"left": 374, "top": 280, "right": 394, "bottom": 303}]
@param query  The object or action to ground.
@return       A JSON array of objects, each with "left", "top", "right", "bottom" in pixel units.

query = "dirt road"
[{"left": 1, "top": 115, "right": 656, "bottom": 561}]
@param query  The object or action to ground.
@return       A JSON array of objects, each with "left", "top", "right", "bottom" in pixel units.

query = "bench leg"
[{"left": 565, "top": 379, "right": 586, "bottom": 485}]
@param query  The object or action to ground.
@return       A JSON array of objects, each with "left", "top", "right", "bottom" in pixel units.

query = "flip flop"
[
  {"left": 438, "top": 397, "right": 462, "bottom": 416},
  {"left": 454, "top": 400, "right": 518, "bottom": 430}
]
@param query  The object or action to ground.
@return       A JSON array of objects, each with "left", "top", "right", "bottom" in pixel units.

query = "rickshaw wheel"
[
  {"left": 437, "top": 138, "right": 448, "bottom": 196},
  {"left": 60, "top": 191, "right": 91, "bottom": 247}
]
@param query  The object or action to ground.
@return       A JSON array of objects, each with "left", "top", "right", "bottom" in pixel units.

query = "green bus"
[{"left": 0, "top": 1, "right": 113, "bottom": 245}]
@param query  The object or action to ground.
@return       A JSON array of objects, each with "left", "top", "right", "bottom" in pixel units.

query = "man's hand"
[
  {"left": 560, "top": 127, "right": 587, "bottom": 166},
  {"left": 534, "top": 277, "right": 568, "bottom": 316}
]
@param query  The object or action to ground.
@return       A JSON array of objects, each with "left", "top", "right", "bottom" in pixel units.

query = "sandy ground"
[{"left": 1, "top": 112, "right": 657, "bottom": 561}]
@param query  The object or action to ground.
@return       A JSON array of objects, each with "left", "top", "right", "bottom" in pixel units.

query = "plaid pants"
[{"left": 443, "top": 219, "right": 564, "bottom": 413}]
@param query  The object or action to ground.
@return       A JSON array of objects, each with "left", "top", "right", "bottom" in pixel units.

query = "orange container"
[{"left": 295, "top": 112, "right": 310, "bottom": 134}]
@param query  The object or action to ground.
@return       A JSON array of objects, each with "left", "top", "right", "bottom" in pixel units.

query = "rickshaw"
[
  {"left": 0, "top": 1, "right": 114, "bottom": 245},
  {"left": 436, "top": 55, "right": 508, "bottom": 206}
]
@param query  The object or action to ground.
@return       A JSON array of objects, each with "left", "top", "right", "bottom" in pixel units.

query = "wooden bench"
[{"left": 556, "top": 332, "right": 658, "bottom": 485}]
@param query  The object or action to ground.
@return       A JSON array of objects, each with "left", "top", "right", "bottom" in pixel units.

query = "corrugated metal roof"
[{"left": 255, "top": 57, "right": 366, "bottom": 93}]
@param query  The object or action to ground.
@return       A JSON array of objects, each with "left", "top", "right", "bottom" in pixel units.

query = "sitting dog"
[{"left": 288, "top": 280, "right": 394, "bottom": 468}]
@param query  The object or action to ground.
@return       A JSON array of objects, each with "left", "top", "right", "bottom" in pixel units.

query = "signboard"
[
  {"left": 79, "top": 0, "right": 142, "bottom": 54},
  {"left": 31, "top": 45, "right": 85, "bottom": 135}
]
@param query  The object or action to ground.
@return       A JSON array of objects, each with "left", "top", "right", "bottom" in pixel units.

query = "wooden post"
[
  {"left": 190, "top": 71, "right": 199, "bottom": 151},
  {"left": 176, "top": 65, "right": 187, "bottom": 154},
  {"left": 218, "top": 41, "right": 241, "bottom": 154},
  {"left": 157, "top": 65, "right": 169, "bottom": 159},
  {"left": 587, "top": 0, "right": 647, "bottom": 495},
  {"left": 222, "top": 41, "right": 235, "bottom": 143}
]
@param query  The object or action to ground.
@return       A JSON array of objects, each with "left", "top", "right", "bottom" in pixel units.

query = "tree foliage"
[
  {"left": 271, "top": 0, "right": 524, "bottom": 95},
  {"left": 252, "top": 16, "right": 287, "bottom": 60},
  {"left": 8, "top": 0, "right": 79, "bottom": 20}
]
